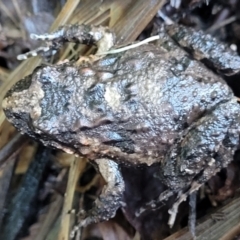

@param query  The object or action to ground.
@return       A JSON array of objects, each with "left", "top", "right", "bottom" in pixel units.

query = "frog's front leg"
[
  {"left": 17, "top": 25, "right": 115, "bottom": 60},
  {"left": 71, "top": 158, "right": 125, "bottom": 238}
]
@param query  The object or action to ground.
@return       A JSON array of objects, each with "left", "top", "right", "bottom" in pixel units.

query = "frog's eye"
[
  {"left": 57, "top": 66, "right": 66, "bottom": 72},
  {"left": 41, "top": 76, "right": 52, "bottom": 84},
  {"left": 38, "top": 72, "right": 55, "bottom": 84}
]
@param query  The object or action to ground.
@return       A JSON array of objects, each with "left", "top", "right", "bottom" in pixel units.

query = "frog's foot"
[
  {"left": 135, "top": 181, "right": 200, "bottom": 232},
  {"left": 17, "top": 46, "right": 58, "bottom": 60},
  {"left": 76, "top": 55, "right": 101, "bottom": 66},
  {"left": 167, "top": 181, "right": 201, "bottom": 228},
  {"left": 70, "top": 158, "right": 125, "bottom": 239},
  {"left": 135, "top": 189, "right": 175, "bottom": 218},
  {"left": 165, "top": 24, "right": 240, "bottom": 75},
  {"left": 17, "top": 24, "right": 116, "bottom": 60}
]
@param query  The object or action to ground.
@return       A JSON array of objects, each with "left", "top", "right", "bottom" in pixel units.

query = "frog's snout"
[
  {"left": 2, "top": 75, "right": 31, "bottom": 116},
  {"left": 2, "top": 73, "right": 44, "bottom": 123}
]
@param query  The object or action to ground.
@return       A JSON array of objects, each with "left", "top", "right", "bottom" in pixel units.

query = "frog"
[{"left": 2, "top": 23, "right": 240, "bottom": 236}]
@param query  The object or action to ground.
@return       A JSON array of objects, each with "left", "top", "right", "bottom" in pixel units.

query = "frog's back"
[
  {"left": 70, "top": 43, "right": 233, "bottom": 165},
  {"left": 2, "top": 42, "right": 234, "bottom": 166}
]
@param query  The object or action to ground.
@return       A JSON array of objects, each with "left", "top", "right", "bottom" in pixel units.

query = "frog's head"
[
  {"left": 2, "top": 68, "right": 43, "bottom": 138},
  {"left": 3, "top": 63, "right": 114, "bottom": 154}
]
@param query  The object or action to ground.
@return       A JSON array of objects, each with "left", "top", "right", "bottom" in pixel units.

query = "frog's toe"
[{"left": 17, "top": 46, "right": 54, "bottom": 60}]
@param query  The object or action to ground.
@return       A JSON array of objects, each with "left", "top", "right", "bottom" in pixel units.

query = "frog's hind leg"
[
  {"left": 165, "top": 24, "right": 240, "bottom": 75},
  {"left": 161, "top": 100, "right": 240, "bottom": 236},
  {"left": 17, "top": 25, "right": 115, "bottom": 60},
  {"left": 71, "top": 158, "right": 125, "bottom": 238}
]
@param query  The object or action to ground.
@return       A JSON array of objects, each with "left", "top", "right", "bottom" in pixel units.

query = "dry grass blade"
[
  {"left": 0, "top": 1, "right": 19, "bottom": 28},
  {"left": 50, "top": 0, "right": 81, "bottom": 31},
  {"left": 58, "top": 157, "right": 87, "bottom": 240},
  {"left": 220, "top": 222, "right": 240, "bottom": 240},
  {"left": 113, "top": 0, "right": 165, "bottom": 43},
  {"left": 98, "top": 220, "right": 133, "bottom": 240},
  {"left": 69, "top": 1, "right": 134, "bottom": 26},
  {"left": 0, "top": 133, "right": 27, "bottom": 166},
  {"left": 15, "top": 143, "right": 37, "bottom": 174},
  {"left": 0, "top": 155, "right": 17, "bottom": 228},
  {"left": 0, "top": 66, "right": 10, "bottom": 82},
  {"left": 164, "top": 194, "right": 240, "bottom": 240},
  {"left": 11, "top": 0, "right": 25, "bottom": 38},
  {"left": 0, "top": 119, "right": 16, "bottom": 148},
  {"left": 20, "top": 194, "right": 64, "bottom": 240}
]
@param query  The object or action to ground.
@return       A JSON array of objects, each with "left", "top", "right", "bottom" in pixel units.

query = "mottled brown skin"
[{"left": 2, "top": 24, "right": 240, "bottom": 231}]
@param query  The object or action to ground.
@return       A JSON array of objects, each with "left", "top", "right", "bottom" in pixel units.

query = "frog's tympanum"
[{"left": 3, "top": 24, "right": 240, "bottom": 235}]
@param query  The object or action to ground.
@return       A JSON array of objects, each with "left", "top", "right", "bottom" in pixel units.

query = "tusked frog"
[{"left": 2, "top": 23, "right": 240, "bottom": 235}]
